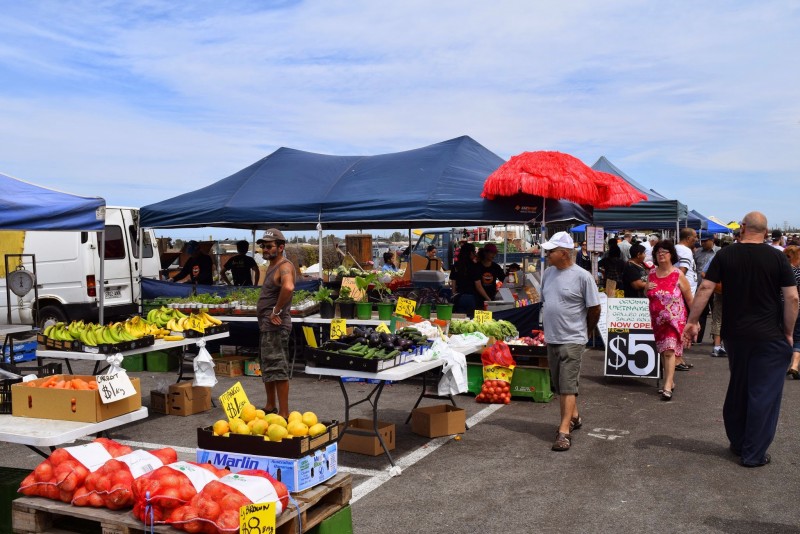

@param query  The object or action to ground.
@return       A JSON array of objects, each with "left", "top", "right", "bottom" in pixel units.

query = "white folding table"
[
  {"left": 0, "top": 407, "right": 148, "bottom": 458},
  {"left": 305, "top": 359, "right": 452, "bottom": 468}
]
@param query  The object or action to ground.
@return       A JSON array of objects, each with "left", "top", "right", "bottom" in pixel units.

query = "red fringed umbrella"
[
  {"left": 592, "top": 170, "right": 648, "bottom": 209},
  {"left": 481, "top": 151, "right": 602, "bottom": 204}
]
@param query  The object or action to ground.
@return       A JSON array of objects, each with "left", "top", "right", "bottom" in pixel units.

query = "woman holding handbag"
[{"left": 646, "top": 239, "right": 694, "bottom": 401}]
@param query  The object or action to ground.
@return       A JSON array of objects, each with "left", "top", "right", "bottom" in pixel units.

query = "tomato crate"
[{"left": 467, "top": 363, "right": 553, "bottom": 403}]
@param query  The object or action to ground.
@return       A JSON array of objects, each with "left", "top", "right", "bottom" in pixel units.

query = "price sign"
[
  {"left": 330, "top": 319, "right": 347, "bottom": 340},
  {"left": 96, "top": 373, "right": 136, "bottom": 404},
  {"left": 339, "top": 277, "right": 365, "bottom": 302},
  {"left": 240, "top": 502, "right": 276, "bottom": 534},
  {"left": 474, "top": 310, "right": 493, "bottom": 324},
  {"left": 587, "top": 226, "right": 605, "bottom": 253},
  {"left": 375, "top": 322, "right": 391, "bottom": 334},
  {"left": 395, "top": 297, "right": 417, "bottom": 318},
  {"left": 604, "top": 298, "right": 660, "bottom": 379},
  {"left": 219, "top": 382, "right": 250, "bottom": 420}
]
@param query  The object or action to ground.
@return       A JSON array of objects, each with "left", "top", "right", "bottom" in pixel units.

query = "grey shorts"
[
  {"left": 259, "top": 329, "right": 290, "bottom": 382},
  {"left": 547, "top": 343, "right": 585, "bottom": 396}
]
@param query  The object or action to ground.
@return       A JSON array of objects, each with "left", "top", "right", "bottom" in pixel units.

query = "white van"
[{"left": 1, "top": 207, "right": 161, "bottom": 327}]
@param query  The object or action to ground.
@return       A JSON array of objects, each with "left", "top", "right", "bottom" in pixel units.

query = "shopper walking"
[
  {"left": 451, "top": 242, "right": 478, "bottom": 317},
  {"left": 684, "top": 211, "right": 798, "bottom": 467},
  {"left": 540, "top": 232, "right": 601, "bottom": 452},
  {"left": 784, "top": 245, "right": 800, "bottom": 379},
  {"left": 256, "top": 229, "right": 296, "bottom": 419},
  {"left": 646, "top": 239, "right": 693, "bottom": 401}
]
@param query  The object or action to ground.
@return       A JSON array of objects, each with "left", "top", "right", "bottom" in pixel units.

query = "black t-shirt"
[
  {"left": 622, "top": 261, "right": 647, "bottom": 298},
  {"left": 224, "top": 254, "right": 259, "bottom": 286},
  {"left": 704, "top": 243, "right": 795, "bottom": 340},
  {"left": 451, "top": 262, "right": 476, "bottom": 295},
  {"left": 173, "top": 254, "right": 214, "bottom": 285},
  {"left": 470, "top": 261, "right": 505, "bottom": 302}
]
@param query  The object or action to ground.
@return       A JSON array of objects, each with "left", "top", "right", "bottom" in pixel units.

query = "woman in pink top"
[{"left": 646, "top": 239, "right": 694, "bottom": 401}]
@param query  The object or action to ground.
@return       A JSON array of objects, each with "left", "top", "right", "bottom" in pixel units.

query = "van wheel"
[{"left": 38, "top": 305, "right": 68, "bottom": 330}]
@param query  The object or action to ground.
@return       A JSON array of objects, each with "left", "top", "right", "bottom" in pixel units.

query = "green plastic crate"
[
  {"left": 145, "top": 350, "right": 180, "bottom": 372},
  {"left": 308, "top": 504, "right": 353, "bottom": 534},
  {"left": 120, "top": 354, "right": 145, "bottom": 372},
  {"left": 467, "top": 363, "right": 553, "bottom": 403},
  {"left": 0, "top": 466, "right": 32, "bottom": 534}
]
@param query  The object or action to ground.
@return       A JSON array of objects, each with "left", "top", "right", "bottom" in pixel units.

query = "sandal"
[
  {"left": 675, "top": 363, "right": 691, "bottom": 372},
  {"left": 569, "top": 416, "right": 582, "bottom": 432},
  {"left": 552, "top": 432, "right": 572, "bottom": 452},
  {"left": 661, "top": 389, "right": 673, "bottom": 401},
  {"left": 263, "top": 406, "right": 278, "bottom": 415},
  {"left": 787, "top": 369, "right": 800, "bottom": 380}
]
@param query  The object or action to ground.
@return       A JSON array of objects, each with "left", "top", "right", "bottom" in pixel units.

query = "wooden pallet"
[{"left": 12, "top": 472, "right": 352, "bottom": 534}]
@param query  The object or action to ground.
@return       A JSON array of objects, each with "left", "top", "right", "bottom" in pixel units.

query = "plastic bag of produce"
[
  {"left": 475, "top": 342, "right": 516, "bottom": 404},
  {"left": 167, "top": 469, "right": 290, "bottom": 534},
  {"left": 18, "top": 438, "right": 132, "bottom": 503},
  {"left": 131, "top": 461, "right": 230, "bottom": 524},
  {"left": 72, "top": 448, "right": 177, "bottom": 510}
]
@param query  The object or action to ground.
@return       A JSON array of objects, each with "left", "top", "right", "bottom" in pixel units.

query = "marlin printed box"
[{"left": 196, "top": 442, "right": 338, "bottom": 492}]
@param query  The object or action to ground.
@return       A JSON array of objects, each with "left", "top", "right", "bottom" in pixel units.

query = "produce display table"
[
  {"left": 36, "top": 332, "right": 230, "bottom": 379},
  {"left": 0, "top": 407, "right": 148, "bottom": 458},
  {"left": 305, "top": 359, "right": 446, "bottom": 471}
]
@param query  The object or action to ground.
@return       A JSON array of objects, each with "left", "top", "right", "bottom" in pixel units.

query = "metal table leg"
[
  {"left": 334, "top": 378, "right": 395, "bottom": 467},
  {"left": 404, "top": 371, "right": 469, "bottom": 430}
]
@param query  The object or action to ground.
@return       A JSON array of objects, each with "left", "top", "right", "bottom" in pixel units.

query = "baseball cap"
[
  {"left": 257, "top": 228, "right": 286, "bottom": 244},
  {"left": 482, "top": 243, "right": 498, "bottom": 253},
  {"left": 541, "top": 231, "right": 575, "bottom": 251}
]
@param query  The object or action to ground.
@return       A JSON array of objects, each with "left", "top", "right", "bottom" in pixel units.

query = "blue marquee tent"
[
  {"left": 0, "top": 172, "right": 105, "bottom": 231},
  {"left": 140, "top": 136, "right": 592, "bottom": 230}
]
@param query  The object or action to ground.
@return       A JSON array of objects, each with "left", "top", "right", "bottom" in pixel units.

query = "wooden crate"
[{"left": 12, "top": 472, "right": 352, "bottom": 534}]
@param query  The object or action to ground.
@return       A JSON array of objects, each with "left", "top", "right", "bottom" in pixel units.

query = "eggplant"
[
  {"left": 354, "top": 337, "right": 368, "bottom": 345},
  {"left": 381, "top": 342, "right": 395, "bottom": 351},
  {"left": 399, "top": 339, "right": 412, "bottom": 350},
  {"left": 379, "top": 332, "right": 391, "bottom": 343},
  {"left": 352, "top": 327, "right": 365, "bottom": 337},
  {"left": 368, "top": 333, "right": 381, "bottom": 346}
]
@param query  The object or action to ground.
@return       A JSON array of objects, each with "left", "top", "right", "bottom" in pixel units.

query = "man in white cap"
[
  {"left": 540, "top": 231, "right": 601, "bottom": 452},
  {"left": 255, "top": 228, "right": 295, "bottom": 418}
]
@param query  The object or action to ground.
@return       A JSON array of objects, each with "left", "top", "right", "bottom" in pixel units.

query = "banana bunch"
[
  {"left": 125, "top": 315, "right": 171, "bottom": 339},
  {"left": 42, "top": 322, "right": 75, "bottom": 342},
  {"left": 145, "top": 306, "right": 187, "bottom": 329}
]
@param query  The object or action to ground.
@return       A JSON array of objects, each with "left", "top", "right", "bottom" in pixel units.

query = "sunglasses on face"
[{"left": 260, "top": 243, "right": 276, "bottom": 250}]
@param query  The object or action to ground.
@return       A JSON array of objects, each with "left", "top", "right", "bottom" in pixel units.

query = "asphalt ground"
[{"left": 2, "top": 342, "right": 800, "bottom": 533}]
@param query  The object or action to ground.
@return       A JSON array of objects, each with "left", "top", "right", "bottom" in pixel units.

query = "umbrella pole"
[
  {"left": 540, "top": 199, "right": 547, "bottom": 269},
  {"left": 317, "top": 220, "right": 323, "bottom": 281},
  {"left": 503, "top": 224, "right": 508, "bottom": 266}
]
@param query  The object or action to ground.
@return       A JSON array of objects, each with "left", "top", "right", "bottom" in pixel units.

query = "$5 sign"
[{"left": 607, "top": 333, "right": 658, "bottom": 376}]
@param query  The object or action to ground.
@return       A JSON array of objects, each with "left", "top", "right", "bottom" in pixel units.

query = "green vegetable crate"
[
  {"left": 0, "top": 466, "right": 33, "bottom": 533},
  {"left": 308, "top": 504, "right": 353, "bottom": 534},
  {"left": 145, "top": 350, "right": 180, "bottom": 372},
  {"left": 120, "top": 354, "right": 145, "bottom": 372},
  {"left": 467, "top": 363, "right": 553, "bottom": 403}
]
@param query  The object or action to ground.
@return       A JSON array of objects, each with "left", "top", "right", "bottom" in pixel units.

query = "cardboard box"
[
  {"left": 213, "top": 355, "right": 248, "bottom": 377},
  {"left": 219, "top": 345, "right": 238, "bottom": 356},
  {"left": 411, "top": 405, "right": 466, "bottom": 438},
  {"left": 166, "top": 382, "right": 211, "bottom": 416},
  {"left": 244, "top": 359, "right": 261, "bottom": 377},
  {"left": 338, "top": 419, "right": 395, "bottom": 456},
  {"left": 150, "top": 390, "right": 168, "bottom": 414},
  {"left": 197, "top": 421, "right": 339, "bottom": 459},
  {"left": 197, "top": 443, "right": 338, "bottom": 492},
  {"left": 11, "top": 375, "right": 141, "bottom": 423}
]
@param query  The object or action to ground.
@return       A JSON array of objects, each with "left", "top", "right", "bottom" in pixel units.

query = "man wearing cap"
[
  {"left": 255, "top": 229, "right": 295, "bottom": 418},
  {"left": 540, "top": 231, "right": 601, "bottom": 452},
  {"left": 471, "top": 243, "right": 505, "bottom": 309},
  {"left": 771, "top": 230, "right": 784, "bottom": 251},
  {"left": 170, "top": 240, "right": 214, "bottom": 285}
]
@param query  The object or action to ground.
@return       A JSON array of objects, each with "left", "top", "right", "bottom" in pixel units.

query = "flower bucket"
[
  {"left": 416, "top": 303, "right": 431, "bottom": 319},
  {"left": 435, "top": 303, "right": 454, "bottom": 320},
  {"left": 356, "top": 302, "right": 373, "bottom": 320},
  {"left": 377, "top": 302, "right": 394, "bottom": 320}
]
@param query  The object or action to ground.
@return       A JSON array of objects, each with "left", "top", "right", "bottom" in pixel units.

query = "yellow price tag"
[
  {"left": 375, "top": 322, "right": 391, "bottom": 334},
  {"left": 395, "top": 297, "right": 417, "bottom": 318},
  {"left": 218, "top": 381, "right": 250, "bottom": 421},
  {"left": 240, "top": 502, "right": 275, "bottom": 534},
  {"left": 474, "top": 310, "right": 493, "bottom": 324},
  {"left": 330, "top": 318, "right": 347, "bottom": 340}
]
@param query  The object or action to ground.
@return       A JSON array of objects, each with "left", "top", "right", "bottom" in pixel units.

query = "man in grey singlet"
[{"left": 256, "top": 228, "right": 295, "bottom": 418}]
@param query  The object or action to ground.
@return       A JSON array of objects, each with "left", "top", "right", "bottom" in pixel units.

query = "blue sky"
[{"left": 1, "top": 1, "right": 798, "bottom": 241}]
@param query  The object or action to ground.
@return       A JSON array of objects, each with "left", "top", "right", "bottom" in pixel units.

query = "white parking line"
[{"left": 350, "top": 403, "right": 504, "bottom": 503}]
